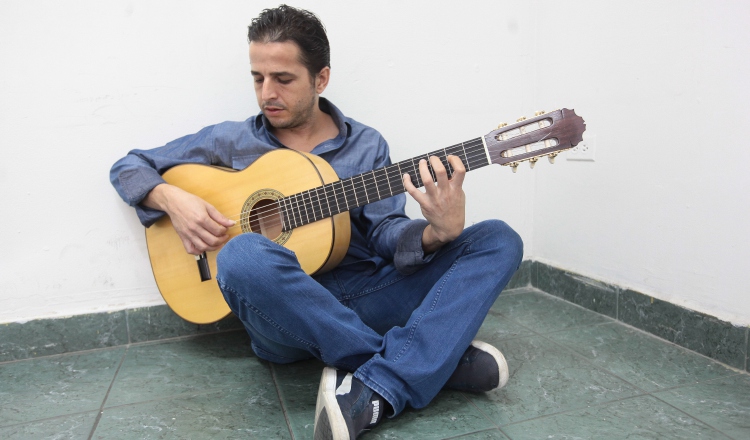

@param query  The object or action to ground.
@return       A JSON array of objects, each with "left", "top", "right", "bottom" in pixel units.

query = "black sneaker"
[
  {"left": 444, "top": 340, "right": 509, "bottom": 392},
  {"left": 314, "top": 367, "right": 386, "bottom": 440}
]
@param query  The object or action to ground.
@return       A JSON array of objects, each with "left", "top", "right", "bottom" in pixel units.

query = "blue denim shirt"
[{"left": 110, "top": 98, "right": 430, "bottom": 274}]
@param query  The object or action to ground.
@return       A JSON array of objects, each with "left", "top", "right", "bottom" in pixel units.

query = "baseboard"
[
  {"left": 528, "top": 260, "right": 749, "bottom": 372},
  {"left": 2, "top": 260, "right": 748, "bottom": 374},
  {"left": 0, "top": 306, "right": 242, "bottom": 363}
]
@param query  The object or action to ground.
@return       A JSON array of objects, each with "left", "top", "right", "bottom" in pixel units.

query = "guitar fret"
[
  {"left": 461, "top": 141, "right": 471, "bottom": 171},
  {"left": 371, "top": 170, "right": 381, "bottom": 201},
  {"left": 280, "top": 198, "right": 290, "bottom": 231},
  {"left": 314, "top": 187, "right": 324, "bottom": 221},
  {"left": 360, "top": 174, "right": 370, "bottom": 204},
  {"left": 311, "top": 189, "right": 320, "bottom": 222},
  {"left": 296, "top": 193, "right": 306, "bottom": 226},
  {"left": 306, "top": 189, "right": 315, "bottom": 223},
  {"left": 373, "top": 168, "right": 389, "bottom": 200},
  {"left": 323, "top": 184, "right": 333, "bottom": 218},
  {"left": 338, "top": 180, "right": 348, "bottom": 212},
  {"left": 384, "top": 166, "right": 394, "bottom": 196}
]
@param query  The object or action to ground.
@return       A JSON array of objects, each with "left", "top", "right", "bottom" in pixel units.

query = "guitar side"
[{"left": 145, "top": 149, "right": 351, "bottom": 324}]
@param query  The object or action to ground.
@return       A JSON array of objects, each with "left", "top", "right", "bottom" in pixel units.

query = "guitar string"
[
  {"left": 221, "top": 141, "right": 493, "bottom": 230},
  {"left": 221, "top": 141, "right": 492, "bottom": 230}
]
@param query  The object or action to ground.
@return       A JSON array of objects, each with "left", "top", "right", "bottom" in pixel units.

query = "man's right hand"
[{"left": 144, "top": 184, "right": 236, "bottom": 255}]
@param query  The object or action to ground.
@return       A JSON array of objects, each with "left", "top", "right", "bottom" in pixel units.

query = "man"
[{"left": 110, "top": 5, "right": 522, "bottom": 439}]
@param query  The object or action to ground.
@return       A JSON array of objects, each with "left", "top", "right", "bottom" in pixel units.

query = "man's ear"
[{"left": 315, "top": 66, "right": 330, "bottom": 94}]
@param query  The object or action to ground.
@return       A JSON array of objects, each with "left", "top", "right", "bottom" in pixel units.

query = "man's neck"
[{"left": 273, "top": 104, "right": 339, "bottom": 153}]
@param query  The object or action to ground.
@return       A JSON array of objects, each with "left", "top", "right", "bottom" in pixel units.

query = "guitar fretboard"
[{"left": 279, "top": 137, "right": 489, "bottom": 231}]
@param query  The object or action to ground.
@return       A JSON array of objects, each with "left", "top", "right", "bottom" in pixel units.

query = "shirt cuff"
[
  {"left": 119, "top": 167, "right": 166, "bottom": 207},
  {"left": 393, "top": 219, "right": 433, "bottom": 275},
  {"left": 118, "top": 168, "right": 168, "bottom": 227}
]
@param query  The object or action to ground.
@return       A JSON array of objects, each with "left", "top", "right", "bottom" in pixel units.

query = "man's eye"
[
  {"left": 278, "top": 78, "right": 292, "bottom": 85},
  {"left": 253, "top": 77, "right": 263, "bottom": 84}
]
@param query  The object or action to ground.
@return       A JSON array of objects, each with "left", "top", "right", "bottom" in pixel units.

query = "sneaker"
[
  {"left": 314, "top": 367, "right": 386, "bottom": 440},
  {"left": 444, "top": 340, "right": 509, "bottom": 392}
]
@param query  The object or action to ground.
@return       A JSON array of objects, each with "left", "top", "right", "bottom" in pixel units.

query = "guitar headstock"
[{"left": 484, "top": 109, "right": 585, "bottom": 172}]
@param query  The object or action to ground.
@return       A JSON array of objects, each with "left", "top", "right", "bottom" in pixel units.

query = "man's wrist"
[{"left": 421, "top": 225, "right": 445, "bottom": 255}]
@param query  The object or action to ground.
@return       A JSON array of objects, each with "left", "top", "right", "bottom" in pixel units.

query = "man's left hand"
[{"left": 403, "top": 155, "right": 466, "bottom": 254}]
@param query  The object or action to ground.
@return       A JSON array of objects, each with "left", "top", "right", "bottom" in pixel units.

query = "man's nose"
[{"left": 261, "top": 80, "right": 278, "bottom": 101}]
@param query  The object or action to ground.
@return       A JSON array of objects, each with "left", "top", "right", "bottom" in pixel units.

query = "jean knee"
[
  {"left": 216, "top": 233, "right": 281, "bottom": 293},
  {"left": 472, "top": 219, "right": 524, "bottom": 268}
]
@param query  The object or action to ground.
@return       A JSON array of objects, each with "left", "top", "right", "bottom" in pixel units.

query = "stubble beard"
[{"left": 264, "top": 89, "right": 317, "bottom": 131}]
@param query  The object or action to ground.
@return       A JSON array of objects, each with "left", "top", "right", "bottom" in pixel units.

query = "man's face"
[{"left": 249, "top": 41, "right": 323, "bottom": 130}]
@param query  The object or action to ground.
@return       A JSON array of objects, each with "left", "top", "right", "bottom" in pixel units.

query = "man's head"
[
  {"left": 248, "top": 5, "right": 331, "bottom": 130},
  {"left": 248, "top": 5, "right": 330, "bottom": 79}
]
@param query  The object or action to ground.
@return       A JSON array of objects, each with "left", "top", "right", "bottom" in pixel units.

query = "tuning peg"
[
  {"left": 497, "top": 122, "right": 508, "bottom": 129},
  {"left": 516, "top": 116, "right": 527, "bottom": 122},
  {"left": 535, "top": 110, "right": 545, "bottom": 116},
  {"left": 529, "top": 157, "right": 539, "bottom": 169},
  {"left": 548, "top": 153, "right": 558, "bottom": 164},
  {"left": 510, "top": 162, "right": 519, "bottom": 173}
]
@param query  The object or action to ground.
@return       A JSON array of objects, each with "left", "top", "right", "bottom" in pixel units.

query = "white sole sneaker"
[
  {"left": 314, "top": 367, "right": 350, "bottom": 440},
  {"left": 471, "top": 340, "right": 509, "bottom": 389}
]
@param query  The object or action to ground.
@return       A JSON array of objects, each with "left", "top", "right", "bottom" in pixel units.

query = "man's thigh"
[{"left": 321, "top": 243, "right": 469, "bottom": 335}]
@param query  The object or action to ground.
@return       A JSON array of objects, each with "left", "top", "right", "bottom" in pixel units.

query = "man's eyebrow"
[{"left": 250, "top": 70, "right": 297, "bottom": 78}]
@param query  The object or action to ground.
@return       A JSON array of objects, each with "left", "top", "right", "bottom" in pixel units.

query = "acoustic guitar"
[{"left": 145, "top": 109, "right": 585, "bottom": 323}]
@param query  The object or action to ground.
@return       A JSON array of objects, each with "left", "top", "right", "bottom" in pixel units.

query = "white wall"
[
  {"left": 1, "top": 1, "right": 747, "bottom": 326},
  {"left": 530, "top": 0, "right": 750, "bottom": 326}
]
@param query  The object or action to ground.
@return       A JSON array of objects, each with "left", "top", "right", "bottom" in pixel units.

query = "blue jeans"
[{"left": 216, "top": 220, "right": 523, "bottom": 415}]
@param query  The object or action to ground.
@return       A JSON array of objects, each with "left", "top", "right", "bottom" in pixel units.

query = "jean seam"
[
  {"left": 391, "top": 238, "right": 474, "bottom": 363},
  {"left": 218, "top": 279, "right": 321, "bottom": 353}
]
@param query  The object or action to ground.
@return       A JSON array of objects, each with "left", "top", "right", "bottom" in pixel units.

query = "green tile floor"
[{"left": 2, "top": 287, "right": 749, "bottom": 439}]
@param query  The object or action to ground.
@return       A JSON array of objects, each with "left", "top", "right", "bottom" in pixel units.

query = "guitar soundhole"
[
  {"left": 241, "top": 189, "right": 292, "bottom": 245},
  {"left": 248, "top": 199, "right": 283, "bottom": 239}
]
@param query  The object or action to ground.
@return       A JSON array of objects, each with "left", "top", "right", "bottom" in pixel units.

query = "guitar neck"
[{"left": 280, "top": 137, "right": 490, "bottom": 231}]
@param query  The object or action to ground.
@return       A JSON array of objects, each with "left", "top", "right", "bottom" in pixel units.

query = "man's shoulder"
[{"left": 210, "top": 116, "right": 259, "bottom": 136}]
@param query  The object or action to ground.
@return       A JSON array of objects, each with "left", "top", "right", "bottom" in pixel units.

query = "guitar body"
[{"left": 145, "top": 149, "right": 351, "bottom": 324}]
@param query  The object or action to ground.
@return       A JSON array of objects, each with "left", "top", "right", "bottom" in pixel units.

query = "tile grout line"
[
  {"left": 525, "top": 314, "right": 744, "bottom": 439},
  {"left": 269, "top": 363, "right": 297, "bottom": 440},
  {"left": 456, "top": 392, "right": 512, "bottom": 439},
  {"left": 86, "top": 345, "right": 129, "bottom": 440},
  {"left": 0, "top": 329, "right": 245, "bottom": 367},
  {"left": 745, "top": 327, "right": 748, "bottom": 372},
  {"left": 648, "top": 390, "right": 738, "bottom": 440}
]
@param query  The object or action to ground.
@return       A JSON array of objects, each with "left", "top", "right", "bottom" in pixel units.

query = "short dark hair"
[{"left": 248, "top": 5, "right": 330, "bottom": 78}]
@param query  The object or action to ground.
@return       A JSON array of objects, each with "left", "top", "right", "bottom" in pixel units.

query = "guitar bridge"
[{"left": 195, "top": 252, "right": 211, "bottom": 282}]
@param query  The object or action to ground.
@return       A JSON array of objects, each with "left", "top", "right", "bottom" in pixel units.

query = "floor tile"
[
  {"left": 105, "top": 331, "right": 263, "bottom": 407},
  {"left": 545, "top": 322, "right": 737, "bottom": 391},
  {"left": 94, "top": 386, "right": 290, "bottom": 439},
  {"left": 654, "top": 373, "right": 750, "bottom": 438},
  {"left": 0, "top": 347, "right": 124, "bottom": 426},
  {"left": 475, "top": 310, "right": 536, "bottom": 342},
  {"left": 271, "top": 359, "right": 324, "bottom": 439},
  {"left": 448, "top": 429, "right": 510, "bottom": 439},
  {"left": 491, "top": 289, "right": 612, "bottom": 334},
  {"left": 363, "top": 391, "right": 497, "bottom": 440},
  {"left": 464, "top": 335, "right": 641, "bottom": 426},
  {"left": 502, "top": 395, "right": 731, "bottom": 439},
  {"left": 0, "top": 412, "right": 97, "bottom": 440}
]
